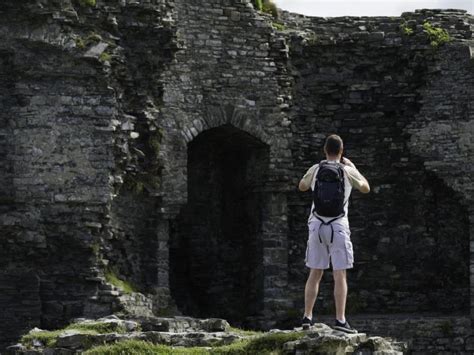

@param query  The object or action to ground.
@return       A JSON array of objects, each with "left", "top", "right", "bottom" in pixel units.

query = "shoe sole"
[
  {"left": 302, "top": 324, "right": 311, "bottom": 330},
  {"left": 333, "top": 325, "right": 358, "bottom": 334}
]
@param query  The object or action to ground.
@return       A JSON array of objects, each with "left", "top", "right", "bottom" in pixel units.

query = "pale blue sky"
[{"left": 273, "top": 0, "right": 474, "bottom": 17}]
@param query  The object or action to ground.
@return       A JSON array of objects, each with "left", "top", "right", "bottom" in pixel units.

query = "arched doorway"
[{"left": 169, "top": 124, "right": 270, "bottom": 325}]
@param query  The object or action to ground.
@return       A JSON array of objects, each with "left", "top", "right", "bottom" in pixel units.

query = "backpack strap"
[{"left": 313, "top": 213, "right": 345, "bottom": 244}]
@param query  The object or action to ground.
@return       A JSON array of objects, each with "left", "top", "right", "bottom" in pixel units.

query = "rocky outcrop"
[{"left": 7, "top": 315, "right": 406, "bottom": 354}]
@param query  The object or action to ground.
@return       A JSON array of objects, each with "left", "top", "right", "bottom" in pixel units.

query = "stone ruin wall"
[{"left": 0, "top": 0, "right": 473, "bottom": 350}]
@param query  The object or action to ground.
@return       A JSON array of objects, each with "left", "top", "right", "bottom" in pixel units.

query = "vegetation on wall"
[
  {"left": 78, "top": 0, "right": 96, "bottom": 6},
  {"left": 105, "top": 268, "right": 138, "bottom": 294},
  {"left": 400, "top": 20, "right": 451, "bottom": 48},
  {"left": 272, "top": 22, "right": 286, "bottom": 31},
  {"left": 399, "top": 21, "right": 414, "bottom": 36},
  {"left": 423, "top": 21, "right": 450, "bottom": 48},
  {"left": 253, "top": 0, "right": 279, "bottom": 18}
]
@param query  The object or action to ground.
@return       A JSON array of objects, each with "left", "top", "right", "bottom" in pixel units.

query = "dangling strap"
[{"left": 314, "top": 214, "right": 345, "bottom": 244}]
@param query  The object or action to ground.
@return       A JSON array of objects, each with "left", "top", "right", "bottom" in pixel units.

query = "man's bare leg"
[
  {"left": 304, "top": 268, "right": 324, "bottom": 319},
  {"left": 333, "top": 269, "right": 347, "bottom": 322}
]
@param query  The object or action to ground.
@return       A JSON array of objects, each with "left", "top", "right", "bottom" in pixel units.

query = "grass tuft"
[
  {"left": 21, "top": 321, "right": 130, "bottom": 349},
  {"left": 228, "top": 326, "right": 262, "bottom": 336},
  {"left": 423, "top": 21, "right": 450, "bottom": 48},
  {"left": 99, "top": 52, "right": 112, "bottom": 62},
  {"left": 105, "top": 269, "right": 138, "bottom": 294},
  {"left": 272, "top": 22, "right": 286, "bottom": 31},
  {"left": 85, "top": 332, "right": 306, "bottom": 355},
  {"left": 79, "top": 0, "right": 96, "bottom": 6}
]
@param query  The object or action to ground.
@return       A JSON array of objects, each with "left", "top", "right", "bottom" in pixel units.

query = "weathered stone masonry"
[{"left": 0, "top": 0, "right": 473, "bottom": 351}]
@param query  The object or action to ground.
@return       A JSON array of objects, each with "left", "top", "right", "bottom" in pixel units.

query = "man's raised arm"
[
  {"left": 344, "top": 159, "right": 370, "bottom": 194},
  {"left": 298, "top": 164, "right": 317, "bottom": 192}
]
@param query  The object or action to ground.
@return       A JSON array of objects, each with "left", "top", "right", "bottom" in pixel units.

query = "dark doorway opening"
[{"left": 170, "top": 124, "right": 269, "bottom": 326}]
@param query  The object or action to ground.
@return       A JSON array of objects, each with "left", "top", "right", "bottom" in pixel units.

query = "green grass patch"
[
  {"left": 423, "top": 21, "right": 450, "bottom": 48},
  {"left": 99, "top": 52, "right": 112, "bottom": 62},
  {"left": 21, "top": 320, "right": 131, "bottom": 349},
  {"left": 21, "top": 329, "right": 98, "bottom": 348},
  {"left": 400, "top": 22, "right": 414, "bottom": 36},
  {"left": 86, "top": 341, "right": 209, "bottom": 355},
  {"left": 254, "top": 0, "right": 263, "bottom": 11},
  {"left": 68, "top": 321, "right": 128, "bottom": 334},
  {"left": 123, "top": 177, "right": 145, "bottom": 195},
  {"left": 272, "top": 22, "right": 286, "bottom": 31},
  {"left": 21, "top": 330, "right": 63, "bottom": 348},
  {"left": 79, "top": 0, "right": 96, "bottom": 6},
  {"left": 228, "top": 326, "right": 262, "bottom": 336},
  {"left": 253, "top": 0, "right": 279, "bottom": 18},
  {"left": 105, "top": 269, "right": 138, "bottom": 294},
  {"left": 75, "top": 37, "right": 86, "bottom": 49},
  {"left": 262, "top": 0, "right": 278, "bottom": 18},
  {"left": 228, "top": 332, "right": 305, "bottom": 355},
  {"left": 85, "top": 332, "right": 306, "bottom": 355}
]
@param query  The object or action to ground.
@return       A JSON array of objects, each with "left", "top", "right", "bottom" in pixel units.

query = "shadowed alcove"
[{"left": 169, "top": 124, "right": 270, "bottom": 325}]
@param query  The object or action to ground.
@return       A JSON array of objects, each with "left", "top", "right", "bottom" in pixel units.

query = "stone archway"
[{"left": 169, "top": 124, "right": 269, "bottom": 325}]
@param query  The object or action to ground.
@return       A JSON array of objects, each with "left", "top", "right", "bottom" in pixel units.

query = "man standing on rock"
[{"left": 298, "top": 134, "right": 370, "bottom": 333}]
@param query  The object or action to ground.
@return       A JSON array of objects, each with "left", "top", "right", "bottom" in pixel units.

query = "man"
[{"left": 298, "top": 134, "right": 370, "bottom": 333}]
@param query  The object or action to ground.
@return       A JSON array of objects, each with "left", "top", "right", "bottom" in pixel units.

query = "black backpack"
[{"left": 313, "top": 161, "right": 346, "bottom": 218}]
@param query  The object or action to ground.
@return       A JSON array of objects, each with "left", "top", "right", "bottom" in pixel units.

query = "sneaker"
[
  {"left": 301, "top": 316, "right": 313, "bottom": 330},
  {"left": 333, "top": 319, "right": 358, "bottom": 333}
]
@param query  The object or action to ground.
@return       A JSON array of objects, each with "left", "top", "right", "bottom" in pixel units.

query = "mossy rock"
[
  {"left": 21, "top": 321, "right": 128, "bottom": 349},
  {"left": 85, "top": 331, "right": 306, "bottom": 355},
  {"left": 105, "top": 268, "right": 139, "bottom": 294},
  {"left": 79, "top": 0, "right": 96, "bottom": 6}
]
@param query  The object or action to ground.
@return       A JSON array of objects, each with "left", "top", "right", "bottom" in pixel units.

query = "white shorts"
[{"left": 305, "top": 219, "right": 354, "bottom": 270}]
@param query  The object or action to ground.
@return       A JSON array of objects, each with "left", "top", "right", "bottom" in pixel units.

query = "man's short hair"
[{"left": 324, "top": 134, "right": 343, "bottom": 156}]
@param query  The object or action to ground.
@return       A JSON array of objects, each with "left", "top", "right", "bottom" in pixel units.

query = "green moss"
[
  {"left": 155, "top": 305, "right": 176, "bottom": 317},
  {"left": 423, "top": 21, "right": 450, "bottom": 48},
  {"left": 122, "top": 176, "right": 145, "bottom": 195},
  {"left": 21, "top": 320, "right": 135, "bottom": 349},
  {"left": 105, "top": 269, "right": 138, "bottom": 294},
  {"left": 79, "top": 0, "right": 96, "bottom": 6},
  {"left": 262, "top": 0, "right": 279, "bottom": 18},
  {"left": 75, "top": 37, "right": 86, "bottom": 49},
  {"left": 91, "top": 242, "right": 100, "bottom": 256},
  {"left": 85, "top": 32, "right": 102, "bottom": 44},
  {"left": 85, "top": 332, "right": 306, "bottom": 355},
  {"left": 240, "top": 331, "right": 305, "bottom": 353},
  {"left": 304, "top": 32, "right": 318, "bottom": 46},
  {"left": 400, "top": 22, "right": 414, "bottom": 36},
  {"left": 272, "top": 22, "right": 286, "bottom": 31},
  {"left": 86, "top": 341, "right": 205, "bottom": 354},
  {"left": 99, "top": 52, "right": 112, "bottom": 62},
  {"left": 74, "top": 32, "right": 103, "bottom": 51},
  {"left": 254, "top": 0, "right": 263, "bottom": 11},
  {"left": 21, "top": 330, "right": 63, "bottom": 348},
  {"left": 254, "top": 0, "right": 278, "bottom": 18},
  {"left": 148, "top": 134, "right": 161, "bottom": 157},
  {"left": 144, "top": 175, "right": 161, "bottom": 191},
  {"left": 69, "top": 322, "right": 128, "bottom": 334},
  {"left": 228, "top": 326, "right": 262, "bottom": 336},
  {"left": 21, "top": 328, "right": 101, "bottom": 349}
]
